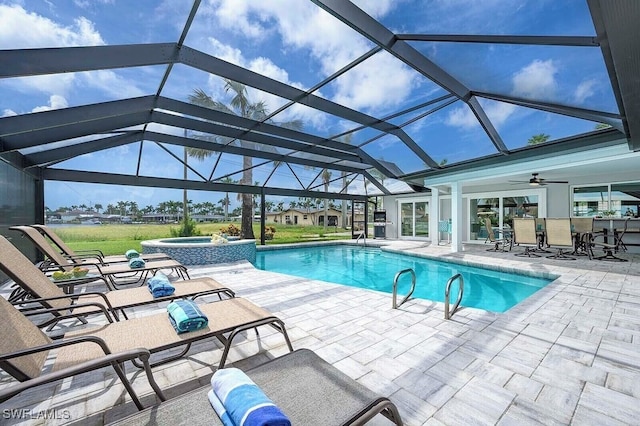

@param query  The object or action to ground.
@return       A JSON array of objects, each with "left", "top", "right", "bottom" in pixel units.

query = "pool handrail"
[
  {"left": 444, "top": 273, "right": 464, "bottom": 319},
  {"left": 392, "top": 268, "right": 416, "bottom": 309}
]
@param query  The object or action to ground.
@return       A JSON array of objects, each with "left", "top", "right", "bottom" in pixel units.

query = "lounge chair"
[
  {"left": 544, "top": 218, "right": 575, "bottom": 260},
  {"left": 9, "top": 226, "right": 189, "bottom": 289},
  {"left": 512, "top": 218, "right": 540, "bottom": 257},
  {"left": 0, "top": 235, "right": 234, "bottom": 324},
  {"left": 108, "top": 348, "right": 403, "bottom": 426},
  {"left": 483, "top": 218, "right": 512, "bottom": 252},
  {"left": 30, "top": 224, "right": 170, "bottom": 264},
  {"left": 0, "top": 294, "right": 293, "bottom": 410}
]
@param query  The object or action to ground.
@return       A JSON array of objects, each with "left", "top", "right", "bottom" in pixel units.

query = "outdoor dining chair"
[
  {"left": 544, "top": 218, "right": 576, "bottom": 260},
  {"left": 483, "top": 218, "right": 512, "bottom": 252},
  {"left": 569, "top": 217, "right": 594, "bottom": 256},
  {"left": 588, "top": 217, "right": 629, "bottom": 261},
  {"left": 512, "top": 218, "right": 540, "bottom": 257}
]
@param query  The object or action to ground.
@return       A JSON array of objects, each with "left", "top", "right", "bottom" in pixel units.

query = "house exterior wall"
[{"left": 265, "top": 208, "right": 347, "bottom": 227}]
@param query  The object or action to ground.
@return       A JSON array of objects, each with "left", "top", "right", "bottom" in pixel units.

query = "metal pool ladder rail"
[
  {"left": 444, "top": 273, "right": 464, "bottom": 320},
  {"left": 356, "top": 232, "right": 366, "bottom": 246},
  {"left": 392, "top": 268, "right": 416, "bottom": 309}
]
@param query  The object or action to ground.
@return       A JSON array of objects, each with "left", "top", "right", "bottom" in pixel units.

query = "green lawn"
[{"left": 56, "top": 222, "right": 352, "bottom": 256}]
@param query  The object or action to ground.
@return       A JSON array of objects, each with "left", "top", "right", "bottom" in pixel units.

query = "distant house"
[{"left": 264, "top": 208, "right": 362, "bottom": 228}]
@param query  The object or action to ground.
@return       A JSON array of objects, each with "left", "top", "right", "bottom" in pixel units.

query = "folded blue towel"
[
  {"left": 167, "top": 300, "right": 208, "bottom": 333},
  {"left": 209, "top": 368, "right": 291, "bottom": 426},
  {"left": 147, "top": 272, "right": 175, "bottom": 298},
  {"left": 128, "top": 257, "right": 146, "bottom": 269},
  {"left": 125, "top": 249, "right": 140, "bottom": 259}
]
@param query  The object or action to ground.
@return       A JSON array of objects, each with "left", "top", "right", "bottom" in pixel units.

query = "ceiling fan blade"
[{"left": 540, "top": 179, "right": 569, "bottom": 184}]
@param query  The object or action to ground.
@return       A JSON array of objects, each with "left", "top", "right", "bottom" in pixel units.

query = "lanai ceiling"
[{"left": 1, "top": 0, "right": 639, "bottom": 203}]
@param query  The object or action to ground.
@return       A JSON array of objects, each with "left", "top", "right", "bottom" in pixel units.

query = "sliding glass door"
[
  {"left": 399, "top": 199, "right": 429, "bottom": 238},
  {"left": 468, "top": 189, "right": 544, "bottom": 242}
]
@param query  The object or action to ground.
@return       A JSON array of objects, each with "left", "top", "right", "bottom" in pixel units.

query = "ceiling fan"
[{"left": 509, "top": 173, "right": 569, "bottom": 186}]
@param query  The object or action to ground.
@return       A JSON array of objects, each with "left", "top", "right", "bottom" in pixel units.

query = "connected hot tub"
[{"left": 141, "top": 237, "right": 256, "bottom": 265}]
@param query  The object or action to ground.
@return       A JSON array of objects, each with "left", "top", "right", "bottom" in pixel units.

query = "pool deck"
[{"left": 2, "top": 240, "right": 640, "bottom": 425}]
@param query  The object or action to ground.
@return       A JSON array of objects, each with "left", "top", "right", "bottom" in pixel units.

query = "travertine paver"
[{"left": 1, "top": 241, "right": 640, "bottom": 425}]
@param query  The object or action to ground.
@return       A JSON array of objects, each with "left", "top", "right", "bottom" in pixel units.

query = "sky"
[{"left": 0, "top": 0, "right": 618, "bottom": 212}]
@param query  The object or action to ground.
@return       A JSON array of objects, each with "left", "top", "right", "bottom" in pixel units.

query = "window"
[
  {"left": 303, "top": 214, "right": 308, "bottom": 220},
  {"left": 611, "top": 183, "right": 640, "bottom": 218},
  {"left": 573, "top": 186, "right": 609, "bottom": 217},
  {"left": 468, "top": 189, "right": 544, "bottom": 241}
]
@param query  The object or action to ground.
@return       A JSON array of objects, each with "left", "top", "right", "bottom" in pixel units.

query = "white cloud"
[
  {"left": 574, "top": 79, "right": 596, "bottom": 104},
  {"left": 77, "top": 70, "right": 147, "bottom": 99},
  {"left": 31, "top": 95, "right": 69, "bottom": 113},
  {"left": 511, "top": 59, "right": 558, "bottom": 99},
  {"left": 351, "top": 0, "right": 395, "bottom": 18},
  {"left": 0, "top": 5, "right": 145, "bottom": 108},
  {"left": 200, "top": 0, "right": 418, "bottom": 116},
  {"left": 203, "top": 36, "right": 326, "bottom": 128},
  {"left": 445, "top": 99, "right": 516, "bottom": 131},
  {"left": 74, "top": 0, "right": 114, "bottom": 8},
  {"left": 445, "top": 104, "right": 478, "bottom": 129},
  {"left": 446, "top": 59, "right": 557, "bottom": 131},
  {"left": 483, "top": 102, "right": 517, "bottom": 129},
  {"left": 332, "top": 52, "right": 417, "bottom": 111},
  {"left": 2, "top": 109, "right": 18, "bottom": 117},
  {"left": 0, "top": 4, "right": 105, "bottom": 49}
]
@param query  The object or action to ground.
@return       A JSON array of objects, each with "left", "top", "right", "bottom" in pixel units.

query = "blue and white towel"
[
  {"left": 166, "top": 300, "right": 208, "bottom": 333},
  {"left": 125, "top": 249, "right": 140, "bottom": 259},
  {"left": 147, "top": 272, "right": 175, "bottom": 298},
  {"left": 128, "top": 257, "right": 146, "bottom": 269},
  {"left": 208, "top": 368, "right": 291, "bottom": 426}
]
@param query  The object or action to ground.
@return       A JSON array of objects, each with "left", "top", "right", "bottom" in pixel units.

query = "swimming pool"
[{"left": 254, "top": 245, "right": 553, "bottom": 313}]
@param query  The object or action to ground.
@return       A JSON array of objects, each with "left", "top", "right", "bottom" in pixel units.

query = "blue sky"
[{"left": 0, "top": 1, "right": 617, "bottom": 211}]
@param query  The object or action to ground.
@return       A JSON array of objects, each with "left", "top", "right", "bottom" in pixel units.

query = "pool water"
[{"left": 254, "top": 245, "right": 553, "bottom": 313}]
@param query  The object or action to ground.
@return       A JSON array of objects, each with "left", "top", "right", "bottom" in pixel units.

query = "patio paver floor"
[{"left": 1, "top": 240, "right": 640, "bottom": 425}]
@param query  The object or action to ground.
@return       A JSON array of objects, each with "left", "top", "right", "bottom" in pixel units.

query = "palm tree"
[
  {"left": 188, "top": 80, "right": 303, "bottom": 239},
  {"left": 527, "top": 133, "right": 550, "bottom": 145},
  {"left": 219, "top": 177, "right": 236, "bottom": 221},
  {"left": 321, "top": 169, "right": 332, "bottom": 231},
  {"left": 338, "top": 134, "right": 353, "bottom": 229}
]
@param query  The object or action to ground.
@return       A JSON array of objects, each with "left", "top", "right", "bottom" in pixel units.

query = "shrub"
[
  {"left": 170, "top": 218, "right": 200, "bottom": 237},
  {"left": 265, "top": 225, "right": 276, "bottom": 240},
  {"left": 220, "top": 223, "right": 241, "bottom": 236}
]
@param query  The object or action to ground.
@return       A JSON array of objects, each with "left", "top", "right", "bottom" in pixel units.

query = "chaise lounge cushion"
[{"left": 108, "top": 348, "right": 402, "bottom": 426}]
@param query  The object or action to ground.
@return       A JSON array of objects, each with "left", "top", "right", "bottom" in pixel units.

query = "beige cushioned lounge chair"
[
  {"left": 0, "top": 293, "right": 293, "bottom": 410},
  {"left": 0, "top": 235, "right": 234, "bottom": 324},
  {"left": 31, "top": 224, "right": 170, "bottom": 264},
  {"left": 109, "top": 349, "right": 403, "bottom": 426},
  {"left": 10, "top": 226, "right": 189, "bottom": 289}
]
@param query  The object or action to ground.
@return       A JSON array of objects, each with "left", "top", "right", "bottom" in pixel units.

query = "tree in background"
[
  {"left": 527, "top": 133, "right": 550, "bottom": 145},
  {"left": 321, "top": 169, "right": 332, "bottom": 231},
  {"left": 188, "top": 80, "right": 302, "bottom": 239}
]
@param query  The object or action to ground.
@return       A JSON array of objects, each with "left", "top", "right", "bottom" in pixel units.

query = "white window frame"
[
  {"left": 465, "top": 188, "right": 546, "bottom": 242},
  {"left": 396, "top": 196, "right": 430, "bottom": 239}
]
